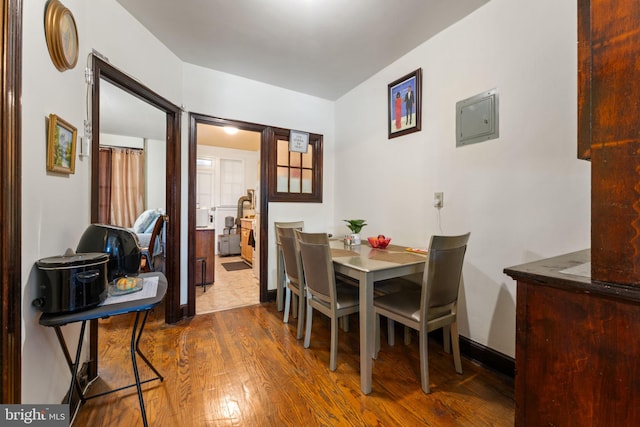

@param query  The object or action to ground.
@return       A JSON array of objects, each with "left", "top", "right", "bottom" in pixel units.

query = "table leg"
[
  {"left": 54, "top": 322, "right": 87, "bottom": 405},
  {"left": 130, "top": 312, "right": 149, "bottom": 427},
  {"left": 358, "top": 271, "right": 374, "bottom": 394}
]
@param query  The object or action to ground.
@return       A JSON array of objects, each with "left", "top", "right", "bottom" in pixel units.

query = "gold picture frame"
[
  {"left": 47, "top": 114, "right": 77, "bottom": 174},
  {"left": 44, "top": 0, "right": 79, "bottom": 72}
]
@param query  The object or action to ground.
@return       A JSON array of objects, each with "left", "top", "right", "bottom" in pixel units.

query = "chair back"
[
  {"left": 297, "top": 237, "right": 335, "bottom": 306},
  {"left": 148, "top": 215, "right": 166, "bottom": 259},
  {"left": 423, "top": 233, "right": 470, "bottom": 311},
  {"left": 294, "top": 229, "right": 329, "bottom": 244},
  {"left": 277, "top": 226, "right": 304, "bottom": 288},
  {"left": 274, "top": 221, "right": 304, "bottom": 245}
]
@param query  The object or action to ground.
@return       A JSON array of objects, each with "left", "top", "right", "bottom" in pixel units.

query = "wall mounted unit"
[{"left": 456, "top": 88, "right": 499, "bottom": 147}]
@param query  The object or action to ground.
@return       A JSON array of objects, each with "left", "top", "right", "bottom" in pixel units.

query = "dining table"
[{"left": 330, "top": 239, "right": 427, "bottom": 394}]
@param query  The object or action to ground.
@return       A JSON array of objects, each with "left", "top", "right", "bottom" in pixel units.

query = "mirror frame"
[{"left": 90, "top": 57, "right": 182, "bottom": 330}]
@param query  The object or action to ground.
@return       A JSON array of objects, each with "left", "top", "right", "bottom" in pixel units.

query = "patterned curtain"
[{"left": 108, "top": 147, "right": 144, "bottom": 228}]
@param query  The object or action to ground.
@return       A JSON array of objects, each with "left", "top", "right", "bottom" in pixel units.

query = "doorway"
[
  {"left": 195, "top": 124, "right": 261, "bottom": 314},
  {"left": 187, "top": 114, "right": 270, "bottom": 317},
  {"left": 90, "top": 56, "right": 181, "bottom": 324}
]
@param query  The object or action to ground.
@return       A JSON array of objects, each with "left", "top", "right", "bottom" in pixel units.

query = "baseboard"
[
  {"left": 459, "top": 335, "right": 514, "bottom": 379},
  {"left": 428, "top": 330, "right": 514, "bottom": 380}
]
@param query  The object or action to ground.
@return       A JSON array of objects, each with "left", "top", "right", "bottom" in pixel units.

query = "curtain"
[
  {"left": 109, "top": 147, "right": 144, "bottom": 228},
  {"left": 98, "top": 148, "right": 112, "bottom": 224}
]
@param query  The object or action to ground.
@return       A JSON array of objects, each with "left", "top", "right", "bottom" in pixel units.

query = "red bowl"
[{"left": 368, "top": 236, "right": 391, "bottom": 249}]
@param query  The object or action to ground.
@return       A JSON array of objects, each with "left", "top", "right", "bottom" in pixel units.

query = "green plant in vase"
[{"left": 343, "top": 219, "right": 367, "bottom": 245}]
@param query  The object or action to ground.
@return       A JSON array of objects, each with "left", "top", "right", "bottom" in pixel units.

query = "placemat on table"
[
  {"left": 331, "top": 248, "right": 359, "bottom": 257},
  {"left": 368, "top": 250, "right": 426, "bottom": 264}
]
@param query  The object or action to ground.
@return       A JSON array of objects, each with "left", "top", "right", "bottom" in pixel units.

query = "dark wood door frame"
[
  {"left": 187, "top": 114, "right": 271, "bottom": 316},
  {"left": 1, "top": 0, "right": 22, "bottom": 404},
  {"left": 89, "top": 57, "right": 182, "bottom": 376}
]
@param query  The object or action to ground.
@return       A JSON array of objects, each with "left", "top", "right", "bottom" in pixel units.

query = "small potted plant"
[{"left": 343, "top": 219, "right": 367, "bottom": 245}]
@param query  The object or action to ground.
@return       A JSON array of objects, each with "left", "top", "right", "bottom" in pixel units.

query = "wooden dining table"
[{"left": 330, "top": 239, "right": 427, "bottom": 394}]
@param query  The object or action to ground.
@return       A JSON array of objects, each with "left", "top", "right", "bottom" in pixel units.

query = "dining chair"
[
  {"left": 372, "top": 232, "right": 470, "bottom": 393},
  {"left": 294, "top": 229, "right": 352, "bottom": 332},
  {"left": 276, "top": 226, "right": 306, "bottom": 339},
  {"left": 297, "top": 234, "right": 359, "bottom": 371},
  {"left": 274, "top": 221, "right": 304, "bottom": 311},
  {"left": 140, "top": 215, "right": 166, "bottom": 273}
]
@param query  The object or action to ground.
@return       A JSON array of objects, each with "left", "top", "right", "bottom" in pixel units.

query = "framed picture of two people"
[{"left": 388, "top": 68, "right": 422, "bottom": 139}]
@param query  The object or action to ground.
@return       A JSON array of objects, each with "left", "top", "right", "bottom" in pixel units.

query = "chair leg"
[
  {"left": 451, "top": 322, "right": 463, "bottom": 374},
  {"left": 292, "top": 294, "right": 298, "bottom": 319},
  {"left": 443, "top": 325, "right": 451, "bottom": 354},
  {"left": 276, "top": 251, "right": 285, "bottom": 311},
  {"left": 330, "top": 315, "right": 338, "bottom": 371},
  {"left": 295, "top": 290, "right": 305, "bottom": 340},
  {"left": 404, "top": 326, "right": 411, "bottom": 345},
  {"left": 283, "top": 287, "right": 291, "bottom": 324},
  {"left": 418, "top": 331, "right": 430, "bottom": 394},
  {"left": 374, "top": 313, "right": 381, "bottom": 359},
  {"left": 387, "top": 319, "right": 395, "bottom": 346},
  {"left": 342, "top": 315, "right": 350, "bottom": 332},
  {"left": 303, "top": 298, "right": 313, "bottom": 349}
]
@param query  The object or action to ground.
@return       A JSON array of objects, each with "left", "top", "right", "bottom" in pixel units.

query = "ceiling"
[
  {"left": 101, "top": 78, "right": 262, "bottom": 146},
  {"left": 102, "top": 1, "right": 489, "bottom": 143},
  {"left": 115, "top": 0, "right": 489, "bottom": 101}
]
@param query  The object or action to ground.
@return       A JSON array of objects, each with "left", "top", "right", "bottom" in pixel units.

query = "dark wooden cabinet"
[
  {"left": 579, "top": 0, "right": 640, "bottom": 285},
  {"left": 195, "top": 228, "right": 215, "bottom": 286},
  {"left": 505, "top": 251, "right": 640, "bottom": 426}
]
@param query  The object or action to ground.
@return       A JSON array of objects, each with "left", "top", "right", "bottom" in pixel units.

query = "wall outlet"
[{"left": 434, "top": 192, "right": 444, "bottom": 208}]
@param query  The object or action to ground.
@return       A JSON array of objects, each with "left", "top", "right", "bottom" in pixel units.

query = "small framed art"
[
  {"left": 388, "top": 68, "right": 422, "bottom": 139},
  {"left": 289, "top": 130, "right": 309, "bottom": 153},
  {"left": 47, "top": 114, "right": 77, "bottom": 174}
]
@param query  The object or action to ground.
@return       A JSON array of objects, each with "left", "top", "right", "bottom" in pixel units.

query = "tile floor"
[{"left": 195, "top": 255, "right": 260, "bottom": 315}]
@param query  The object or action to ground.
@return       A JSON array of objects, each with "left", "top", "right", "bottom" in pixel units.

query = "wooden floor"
[{"left": 72, "top": 301, "right": 514, "bottom": 426}]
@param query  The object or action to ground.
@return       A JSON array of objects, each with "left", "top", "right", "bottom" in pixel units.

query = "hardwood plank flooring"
[{"left": 72, "top": 302, "right": 514, "bottom": 426}]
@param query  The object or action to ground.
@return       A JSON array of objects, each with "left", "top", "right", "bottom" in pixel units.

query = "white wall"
[
  {"left": 182, "top": 64, "right": 336, "bottom": 292},
  {"left": 21, "top": 0, "right": 182, "bottom": 403},
  {"left": 335, "top": 0, "right": 589, "bottom": 357}
]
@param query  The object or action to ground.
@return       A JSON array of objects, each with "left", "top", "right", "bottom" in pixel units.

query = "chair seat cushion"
[
  {"left": 311, "top": 283, "right": 359, "bottom": 310},
  {"left": 374, "top": 290, "right": 454, "bottom": 323},
  {"left": 374, "top": 290, "right": 421, "bottom": 322},
  {"left": 374, "top": 277, "right": 421, "bottom": 296}
]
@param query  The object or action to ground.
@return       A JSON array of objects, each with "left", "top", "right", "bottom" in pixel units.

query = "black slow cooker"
[{"left": 33, "top": 252, "right": 109, "bottom": 313}]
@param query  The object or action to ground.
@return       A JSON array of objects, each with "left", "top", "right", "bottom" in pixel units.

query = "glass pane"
[
  {"left": 290, "top": 168, "right": 301, "bottom": 193},
  {"left": 302, "top": 169, "right": 312, "bottom": 193},
  {"left": 290, "top": 152, "right": 301, "bottom": 168},
  {"left": 302, "top": 146, "right": 313, "bottom": 168},
  {"left": 277, "top": 139, "right": 289, "bottom": 166},
  {"left": 277, "top": 166, "right": 289, "bottom": 192},
  {"left": 220, "top": 159, "right": 243, "bottom": 205}
]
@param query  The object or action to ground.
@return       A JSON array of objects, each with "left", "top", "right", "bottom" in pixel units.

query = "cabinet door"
[{"left": 195, "top": 229, "right": 215, "bottom": 284}]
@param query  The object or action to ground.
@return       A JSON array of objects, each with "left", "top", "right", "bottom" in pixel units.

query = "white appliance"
[{"left": 196, "top": 208, "right": 209, "bottom": 228}]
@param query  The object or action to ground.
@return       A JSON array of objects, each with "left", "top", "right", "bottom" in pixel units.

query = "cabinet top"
[{"left": 504, "top": 249, "right": 640, "bottom": 304}]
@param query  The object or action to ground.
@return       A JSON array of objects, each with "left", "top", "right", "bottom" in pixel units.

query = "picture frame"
[
  {"left": 388, "top": 68, "right": 422, "bottom": 139},
  {"left": 47, "top": 114, "right": 77, "bottom": 174}
]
